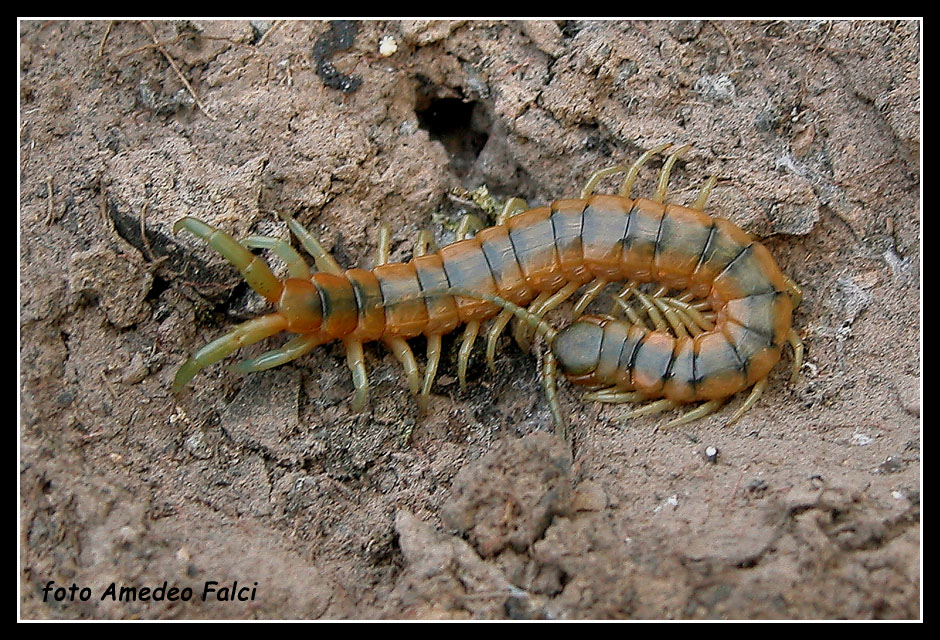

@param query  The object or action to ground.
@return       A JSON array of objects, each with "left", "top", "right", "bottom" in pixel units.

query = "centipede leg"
[
  {"left": 512, "top": 292, "right": 549, "bottom": 349},
  {"left": 541, "top": 348, "right": 566, "bottom": 439},
  {"left": 172, "top": 313, "right": 289, "bottom": 392},
  {"left": 622, "top": 399, "right": 677, "bottom": 420},
  {"left": 456, "top": 214, "right": 486, "bottom": 240},
  {"left": 690, "top": 175, "right": 719, "bottom": 211},
  {"left": 275, "top": 211, "right": 344, "bottom": 275},
  {"left": 414, "top": 230, "right": 438, "bottom": 257},
  {"left": 668, "top": 305, "right": 704, "bottom": 336},
  {"left": 581, "top": 164, "right": 629, "bottom": 199},
  {"left": 631, "top": 289, "right": 670, "bottom": 332},
  {"left": 514, "top": 281, "right": 580, "bottom": 351},
  {"left": 344, "top": 339, "right": 370, "bottom": 412},
  {"left": 485, "top": 309, "right": 514, "bottom": 372},
  {"left": 662, "top": 399, "right": 722, "bottom": 429},
  {"left": 612, "top": 298, "right": 648, "bottom": 328},
  {"left": 652, "top": 144, "right": 692, "bottom": 204},
  {"left": 384, "top": 337, "right": 421, "bottom": 396},
  {"left": 787, "top": 329, "right": 804, "bottom": 381},
  {"left": 242, "top": 236, "right": 312, "bottom": 280},
  {"left": 661, "top": 297, "right": 715, "bottom": 332},
  {"left": 420, "top": 334, "right": 442, "bottom": 411},
  {"left": 784, "top": 276, "right": 803, "bottom": 308},
  {"left": 584, "top": 388, "right": 644, "bottom": 403},
  {"left": 497, "top": 197, "right": 528, "bottom": 225},
  {"left": 457, "top": 320, "right": 481, "bottom": 391},
  {"left": 234, "top": 333, "right": 325, "bottom": 373},
  {"left": 376, "top": 224, "right": 391, "bottom": 265},
  {"left": 173, "top": 217, "right": 283, "bottom": 304},
  {"left": 572, "top": 279, "right": 608, "bottom": 318},
  {"left": 619, "top": 142, "right": 674, "bottom": 198},
  {"left": 725, "top": 378, "right": 768, "bottom": 426}
]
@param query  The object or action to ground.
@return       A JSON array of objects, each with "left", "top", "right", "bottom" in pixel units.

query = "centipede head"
[{"left": 550, "top": 316, "right": 605, "bottom": 379}]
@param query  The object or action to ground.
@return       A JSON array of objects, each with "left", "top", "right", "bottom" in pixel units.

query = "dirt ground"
[{"left": 19, "top": 20, "right": 921, "bottom": 620}]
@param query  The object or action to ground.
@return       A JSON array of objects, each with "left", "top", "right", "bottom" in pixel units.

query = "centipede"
[{"left": 172, "top": 144, "right": 803, "bottom": 439}]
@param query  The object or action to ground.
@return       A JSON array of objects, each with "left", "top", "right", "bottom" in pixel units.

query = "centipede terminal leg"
[
  {"left": 172, "top": 313, "right": 289, "bottom": 392},
  {"left": 173, "top": 217, "right": 283, "bottom": 304},
  {"left": 234, "top": 334, "right": 325, "bottom": 374}
]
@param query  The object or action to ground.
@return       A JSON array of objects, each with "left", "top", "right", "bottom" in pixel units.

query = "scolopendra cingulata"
[{"left": 171, "top": 144, "right": 804, "bottom": 439}]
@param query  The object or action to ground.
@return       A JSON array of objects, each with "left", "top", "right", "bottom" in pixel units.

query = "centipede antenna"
[{"left": 443, "top": 288, "right": 558, "bottom": 345}]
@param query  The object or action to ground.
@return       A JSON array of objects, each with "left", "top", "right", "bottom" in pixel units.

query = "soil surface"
[{"left": 20, "top": 20, "right": 920, "bottom": 619}]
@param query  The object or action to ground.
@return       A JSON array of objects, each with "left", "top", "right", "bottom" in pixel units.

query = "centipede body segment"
[{"left": 172, "top": 144, "right": 803, "bottom": 438}]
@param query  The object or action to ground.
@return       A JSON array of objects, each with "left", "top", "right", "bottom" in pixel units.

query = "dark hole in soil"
[{"left": 414, "top": 82, "right": 489, "bottom": 178}]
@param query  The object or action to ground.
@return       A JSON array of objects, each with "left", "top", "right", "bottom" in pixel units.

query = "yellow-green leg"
[
  {"left": 485, "top": 310, "right": 514, "bottom": 372},
  {"left": 457, "top": 320, "right": 480, "bottom": 391},
  {"left": 420, "top": 334, "right": 442, "bottom": 411},
  {"left": 174, "top": 217, "right": 283, "bottom": 304},
  {"left": 621, "top": 398, "right": 677, "bottom": 421},
  {"left": 275, "top": 211, "right": 344, "bottom": 275},
  {"left": 663, "top": 400, "right": 722, "bottom": 429},
  {"left": 173, "top": 313, "right": 289, "bottom": 392},
  {"left": 652, "top": 145, "right": 692, "bottom": 203},
  {"left": 725, "top": 378, "right": 767, "bottom": 426},
  {"left": 541, "top": 348, "right": 566, "bottom": 440},
  {"left": 234, "top": 333, "right": 324, "bottom": 373},
  {"left": 787, "top": 329, "right": 804, "bottom": 381},
  {"left": 572, "top": 279, "right": 608, "bottom": 318},
  {"left": 584, "top": 388, "right": 645, "bottom": 403},
  {"left": 690, "top": 175, "right": 719, "bottom": 211},
  {"left": 619, "top": 143, "right": 674, "bottom": 198},
  {"left": 512, "top": 281, "right": 580, "bottom": 352},
  {"left": 242, "top": 236, "right": 312, "bottom": 280},
  {"left": 345, "top": 339, "right": 370, "bottom": 412}
]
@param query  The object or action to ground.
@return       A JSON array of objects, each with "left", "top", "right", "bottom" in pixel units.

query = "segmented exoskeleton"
[{"left": 172, "top": 144, "right": 803, "bottom": 438}]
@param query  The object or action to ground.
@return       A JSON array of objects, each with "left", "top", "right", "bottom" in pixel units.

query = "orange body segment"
[
  {"left": 620, "top": 198, "right": 665, "bottom": 282},
  {"left": 507, "top": 207, "right": 567, "bottom": 292},
  {"left": 439, "top": 237, "right": 500, "bottom": 322}
]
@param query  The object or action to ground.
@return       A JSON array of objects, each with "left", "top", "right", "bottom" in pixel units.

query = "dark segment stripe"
[
  {"left": 713, "top": 244, "right": 779, "bottom": 300},
  {"left": 581, "top": 196, "right": 630, "bottom": 274},
  {"left": 550, "top": 201, "right": 585, "bottom": 257},
  {"left": 440, "top": 240, "right": 493, "bottom": 292},
  {"left": 312, "top": 273, "right": 357, "bottom": 336},
  {"left": 347, "top": 270, "right": 382, "bottom": 322},
  {"left": 506, "top": 212, "right": 559, "bottom": 286},
  {"left": 478, "top": 229, "right": 524, "bottom": 297},
  {"left": 413, "top": 255, "right": 451, "bottom": 297},
  {"left": 693, "top": 222, "right": 718, "bottom": 274},
  {"left": 697, "top": 220, "right": 751, "bottom": 277},
  {"left": 692, "top": 333, "right": 745, "bottom": 385}
]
